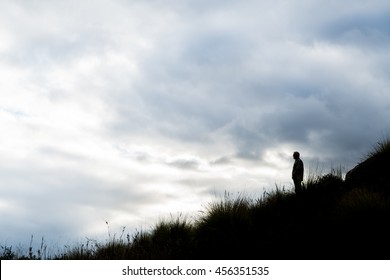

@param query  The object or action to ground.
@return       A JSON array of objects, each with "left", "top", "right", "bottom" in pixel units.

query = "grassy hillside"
[{"left": 2, "top": 139, "right": 390, "bottom": 260}]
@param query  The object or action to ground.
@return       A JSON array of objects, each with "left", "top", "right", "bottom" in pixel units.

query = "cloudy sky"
[{"left": 1, "top": 0, "right": 390, "bottom": 250}]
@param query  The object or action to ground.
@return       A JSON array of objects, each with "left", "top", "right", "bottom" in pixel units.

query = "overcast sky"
[{"left": 1, "top": 0, "right": 390, "bottom": 251}]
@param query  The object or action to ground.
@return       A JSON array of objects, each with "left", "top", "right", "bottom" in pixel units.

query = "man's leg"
[{"left": 294, "top": 179, "right": 302, "bottom": 194}]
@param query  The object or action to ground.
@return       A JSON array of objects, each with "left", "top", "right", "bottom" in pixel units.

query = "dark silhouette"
[
  {"left": 292, "top": 151, "right": 304, "bottom": 194},
  {"left": 345, "top": 140, "right": 390, "bottom": 194}
]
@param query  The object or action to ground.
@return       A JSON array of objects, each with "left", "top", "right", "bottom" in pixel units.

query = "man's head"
[{"left": 293, "top": 151, "right": 300, "bottom": 160}]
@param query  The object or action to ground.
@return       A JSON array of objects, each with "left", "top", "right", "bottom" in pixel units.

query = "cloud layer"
[{"left": 1, "top": 0, "right": 390, "bottom": 249}]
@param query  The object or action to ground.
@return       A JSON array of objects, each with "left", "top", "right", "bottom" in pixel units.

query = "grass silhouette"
[{"left": 2, "top": 138, "right": 390, "bottom": 259}]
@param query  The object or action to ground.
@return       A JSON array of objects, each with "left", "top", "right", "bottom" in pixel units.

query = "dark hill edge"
[
  {"left": 61, "top": 138, "right": 390, "bottom": 260},
  {"left": 110, "top": 182, "right": 390, "bottom": 260},
  {"left": 346, "top": 138, "right": 390, "bottom": 193},
  {"left": 3, "top": 139, "right": 390, "bottom": 260}
]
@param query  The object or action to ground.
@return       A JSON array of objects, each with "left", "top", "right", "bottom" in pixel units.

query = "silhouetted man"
[{"left": 292, "top": 151, "right": 304, "bottom": 194}]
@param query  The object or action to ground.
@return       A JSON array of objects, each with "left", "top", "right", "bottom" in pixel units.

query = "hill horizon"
[{"left": 2, "top": 137, "right": 390, "bottom": 260}]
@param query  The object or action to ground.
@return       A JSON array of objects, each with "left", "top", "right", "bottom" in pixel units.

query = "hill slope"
[
  {"left": 3, "top": 139, "right": 390, "bottom": 260},
  {"left": 61, "top": 138, "right": 390, "bottom": 260}
]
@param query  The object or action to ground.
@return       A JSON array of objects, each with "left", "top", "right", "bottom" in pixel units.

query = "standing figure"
[{"left": 292, "top": 151, "right": 304, "bottom": 194}]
